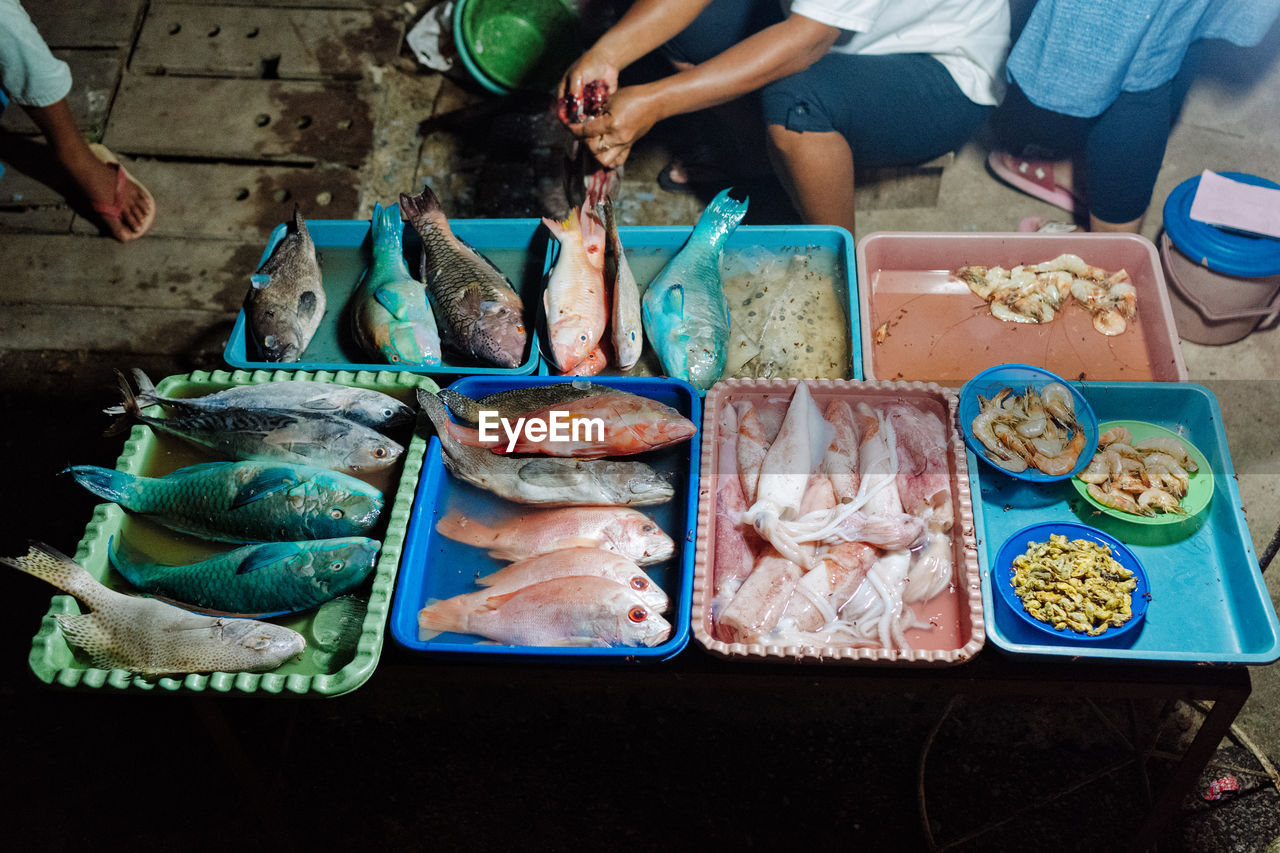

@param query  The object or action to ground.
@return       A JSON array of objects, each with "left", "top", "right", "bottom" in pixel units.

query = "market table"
[{"left": 367, "top": 646, "right": 1251, "bottom": 852}]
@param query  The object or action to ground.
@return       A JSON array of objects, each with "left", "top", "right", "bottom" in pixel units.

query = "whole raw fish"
[
  {"left": 542, "top": 207, "right": 608, "bottom": 373},
  {"left": 439, "top": 379, "right": 612, "bottom": 424},
  {"left": 106, "top": 369, "right": 414, "bottom": 432},
  {"left": 442, "top": 391, "right": 696, "bottom": 457},
  {"left": 400, "top": 185, "right": 528, "bottom": 368},
  {"left": 471, "top": 547, "right": 669, "bottom": 613},
  {"left": 111, "top": 372, "right": 403, "bottom": 474},
  {"left": 417, "top": 575, "right": 671, "bottom": 646},
  {"left": 642, "top": 188, "right": 748, "bottom": 389},
  {"left": 563, "top": 344, "right": 607, "bottom": 376},
  {"left": 110, "top": 537, "right": 381, "bottom": 616},
  {"left": 418, "top": 388, "right": 673, "bottom": 506},
  {"left": 435, "top": 506, "right": 674, "bottom": 564},
  {"left": 244, "top": 205, "right": 325, "bottom": 362},
  {"left": 65, "top": 461, "right": 383, "bottom": 543},
  {"left": 602, "top": 198, "right": 643, "bottom": 370},
  {"left": 350, "top": 202, "right": 442, "bottom": 366},
  {"left": 3, "top": 543, "right": 305, "bottom": 676}
]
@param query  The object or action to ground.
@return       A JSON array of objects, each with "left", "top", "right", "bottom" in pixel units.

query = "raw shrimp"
[
  {"left": 1133, "top": 436, "right": 1198, "bottom": 472},
  {"left": 1088, "top": 483, "right": 1153, "bottom": 516}
]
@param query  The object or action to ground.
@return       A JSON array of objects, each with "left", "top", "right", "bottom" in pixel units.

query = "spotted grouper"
[{"left": 3, "top": 543, "right": 305, "bottom": 676}]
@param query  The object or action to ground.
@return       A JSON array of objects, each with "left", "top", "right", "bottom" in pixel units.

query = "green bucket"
[{"left": 454, "top": 0, "right": 581, "bottom": 94}]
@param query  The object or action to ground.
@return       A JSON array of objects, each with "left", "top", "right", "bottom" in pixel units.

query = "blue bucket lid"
[{"left": 1163, "top": 171, "right": 1280, "bottom": 278}]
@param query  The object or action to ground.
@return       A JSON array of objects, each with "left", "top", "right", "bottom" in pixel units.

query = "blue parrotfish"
[
  {"left": 641, "top": 188, "right": 748, "bottom": 390},
  {"left": 350, "top": 202, "right": 443, "bottom": 366},
  {"left": 109, "top": 536, "right": 381, "bottom": 617},
  {"left": 64, "top": 461, "right": 384, "bottom": 543}
]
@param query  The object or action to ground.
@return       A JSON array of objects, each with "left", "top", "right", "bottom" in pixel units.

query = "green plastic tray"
[{"left": 27, "top": 368, "right": 437, "bottom": 695}]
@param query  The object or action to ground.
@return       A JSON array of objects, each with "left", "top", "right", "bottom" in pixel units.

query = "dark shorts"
[{"left": 664, "top": 0, "right": 992, "bottom": 167}]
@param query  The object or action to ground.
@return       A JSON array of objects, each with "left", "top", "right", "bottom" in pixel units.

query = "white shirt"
[{"left": 785, "top": 0, "right": 1010, "bottom": 105}]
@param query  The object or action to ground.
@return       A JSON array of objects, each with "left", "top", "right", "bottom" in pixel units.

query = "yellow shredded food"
[{"left": 1010, "top": 534, "right": 1137, "bottom": 636}]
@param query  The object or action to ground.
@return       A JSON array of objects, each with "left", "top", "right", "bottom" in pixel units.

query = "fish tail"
[
  {"left": 2, "top": 541, "right": 111, "bottom": 609},
  {"left": 63, "top": 464, "right": 139, "bottom": 507},
  {"left": 372, "top": 202, "right": 405, "bottom": 255},
  {"left": 106, "top": 535, "right": 146, "bottom": 589},
  {"left": 398, "top": 185, "right": 449, "bottom": 236},
  {"left": 691, "top": 188, "right": 749, "bottom": 251},
  {"left": 130, "top": 368, "right": 159, "bottom": 403},
  {"left": 105, "top": 368, "right": 142, "bottom": 436},
  {"left": 417, "top": 596, "right": 470, "bottom": 641},
  {"left": 434, "top": 509, "right": 496, "bottom": 549}
]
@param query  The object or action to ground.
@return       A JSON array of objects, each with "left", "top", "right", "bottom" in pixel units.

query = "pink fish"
[
  {"left": 473, "top": 547, "right": 668, "bottom": 613},
  {"left": 435, "top": 506, "right": 674, "bottom": 565},
  {"left": 542, "top": 207, "right": 607, "bottom": 373},
  {"left": 417, "top": 575, "right": 671, "bottom": 646},
  {"left": 561, "top": 344, "right": 607, "bottom": 376},
  {"left": 441, "top": 392, "right": 696, "bottom": 457}
]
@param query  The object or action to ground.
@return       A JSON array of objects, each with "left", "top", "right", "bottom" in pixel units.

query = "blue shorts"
[
  {"left": 0, "top": 0, "right": 73, "bottom": 108},
  {"left": 664, "top": 0, "right": 992, "bottom": 168}
]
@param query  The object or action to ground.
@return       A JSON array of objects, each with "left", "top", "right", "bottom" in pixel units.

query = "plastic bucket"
[
  {"left": 453, "top": 0, "right": 580, "bottom": 95},
  {"left": 1160, "top": 172, "right": 1280, "bottom": 346}
]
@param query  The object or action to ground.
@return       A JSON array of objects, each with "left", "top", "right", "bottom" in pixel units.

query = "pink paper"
[{"left": 1188, "top": 170, "right": 1280, "bottom": 239}]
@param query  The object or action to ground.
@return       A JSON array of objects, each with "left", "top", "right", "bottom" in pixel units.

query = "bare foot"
[{"left": 65, "top": 145, "right": 155, "bottom": 241}]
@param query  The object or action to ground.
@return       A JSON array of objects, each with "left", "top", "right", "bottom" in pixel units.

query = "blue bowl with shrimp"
[{"left": 958, "top": 363, "right": 1098, "bottom": 483}]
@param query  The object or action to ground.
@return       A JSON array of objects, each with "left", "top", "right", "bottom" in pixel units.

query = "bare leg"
[
  {"left": 22, "top": 98, "right": 154, "bottom": 240},
  {"left": 766, "top": 123, "right": 856, "bottom": 234},
  {"left": 1052, "top": 161, "right": 1143, "bottom": 233}
]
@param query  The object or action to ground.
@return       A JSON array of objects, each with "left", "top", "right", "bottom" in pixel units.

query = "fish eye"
[
  {"left": 630, "top": 577, "right": 649, "bottom": 591},
  {"left": 627, "top": 606, "right": 648, "bottom": 623},
  {"left": 579, "top": 334, "right": 587, "bottom": 342},
  {"left": 383, "top": 408, "right": 394, "bottom": 418},
  {"left": 641, "top": 524, "right": 655, "bottom": 533},
  {"left": 374, "top": 447, "right": 388, "bottom": 458},
  {"left": 328, "top": 560, "right": 345, "bottom": 571},
  {"left": 329, "top": 507, "right": 345, "bottom": 519}
]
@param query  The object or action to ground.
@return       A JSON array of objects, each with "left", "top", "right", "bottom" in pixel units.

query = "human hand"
[
  {"left": 558, "top": 52, "right": 620, "bottom": 126},
  {"left": 578, "top": 86, "right": 659, "bottom": 169}
]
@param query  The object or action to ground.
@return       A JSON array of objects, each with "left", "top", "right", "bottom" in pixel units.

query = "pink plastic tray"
[
  {"left": 857, "top": 232, "right": 1188, "bottom": 385},
  {"left": 692, "top": 378, "right": 984, "bottom": 665}
]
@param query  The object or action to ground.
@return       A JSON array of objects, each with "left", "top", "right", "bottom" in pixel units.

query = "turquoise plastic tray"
[
  {"left": 536, "top": 224, "right": 862, "bottom": 390},
  {"left": 225, "top": 217, "right": 545, "bottom": 377},
  {"left": 28, "top": 369, "right": 438, "bottom": 694},
  {"left": 391, "top": 375, "right": 700, "bottom": 660},
  {"left": 972, "top": 381, "right": 1280, "bottom": 663}
]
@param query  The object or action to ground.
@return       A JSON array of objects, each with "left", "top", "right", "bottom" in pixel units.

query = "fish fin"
[
  {"left": 232, "top": 467, "right": 302, "bottom": 507},
  {"left": 235, "top": 542, "right": 301, "bottom": 575},
  {"left": 373, "top": 284, "right": 417, "bottom": 321},
  {"left": 130, "top": 368, "right": 159, "bottom": 401},
  {"left": 106, "top": 535, "right": 147, "bottom": 589},
  {"left": 62, "top": 465, "right": 137, "bottom": 506},
  {"left": 435, "top": 510, "right": 495, "bottom": 547},
  {"left": 399, "top": 186, "right": 448, "bottom": 235},
  {"left": 105, "top": 368, "right": 143, "bottom": 437},
  {"left": 516, "top": 458, "right": 588, "bottom": 487},
  {"left": 437, "top": 389, "right": 482, "bottom": 424},
  {"left": 296, "top": 290, "right": 320, "bottom": 323},
  {"left": 371, "top": 202, "right": 406, "bottom": 256},
  {"left": 662, "top": 283, "right": 685, "bottom": 316},
  {"left": 2, "top": 541, "right": 106, "bottom": 606},
  {"left": 250, "top": 273, "right": 272, "bottom": 290},
  {"left": 417, "top": 596, "right": 470, "bottom": 641},
  {"left": 53, "top": 613, "right": 120, "bottom": 669},
  {"left": 146, "top": 590, "right": 290, "bottom": 619}
]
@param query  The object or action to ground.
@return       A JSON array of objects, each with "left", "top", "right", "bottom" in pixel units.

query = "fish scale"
[{"left": 401, "top": 186, "right": 528, "bottom": 368}]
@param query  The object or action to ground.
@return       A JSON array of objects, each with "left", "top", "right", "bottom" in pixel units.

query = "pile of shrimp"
[
  {"left": 970, "top": 382, "right": 1085, "bottom": 475},
  {"left": 958, "top": 253, "right": 1137, "bottom": 336},
  {"left": 1076, "top": 424, "right": 1198, "bottom": 516},
  {"left": 710, "top": 383, "right": 956, "bottom": 652}
]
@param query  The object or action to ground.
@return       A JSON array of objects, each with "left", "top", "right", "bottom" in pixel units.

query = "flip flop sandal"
[
  {"left": 988, "top": 151, "right": 1083, "bottom": 214},
  {"left": 87, "top": 143, "right": 156, "bottom": 241}
]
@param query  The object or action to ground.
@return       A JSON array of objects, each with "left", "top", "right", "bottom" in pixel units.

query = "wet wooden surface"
[
  {"left": 0, "top": 50, "right": 124, "bottom": 136},
  {"left": 24, "top": 0, "right": 146, "bottom": 48}
]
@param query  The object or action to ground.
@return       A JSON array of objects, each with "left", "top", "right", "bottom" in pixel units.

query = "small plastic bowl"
[
  {"left": 958, "top": 363, "right": 1098, "bottom": 482},
  {"left": 453, "top": 0, "right": 580, "bottom": 95},
  {"left": 1071, "top": 420, "right": 1214, "bottom": 524},
  {"left": 994, "top": 522, "right": 1149, "bottom": 644}
]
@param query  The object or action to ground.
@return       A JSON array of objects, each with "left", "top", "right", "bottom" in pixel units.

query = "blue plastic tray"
[
  {"left": 536, "top": 225, "right": 862, "bottom": 390},
  {"left": 390, "top": 375, "right": 701, "bottom": 660},
  {"left": 225, "top": 217, "right": 546, "bottom": 377},
  {"left": 972, "top": 381, "right": 1280, "bottom": 663}
]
